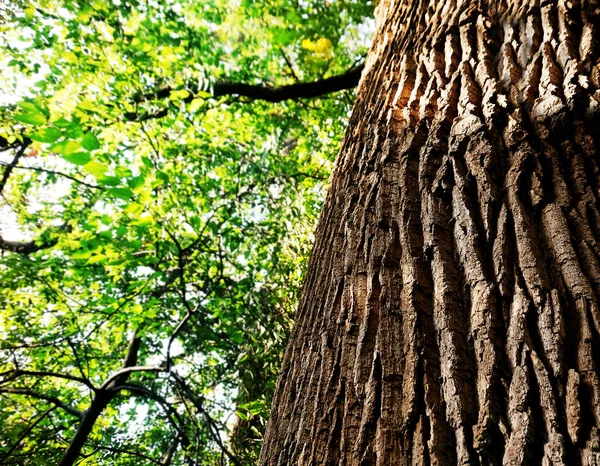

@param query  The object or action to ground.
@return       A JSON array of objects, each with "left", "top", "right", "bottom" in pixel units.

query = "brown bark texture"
[{"left": 259, "top": 0, "right": 600, "bottom": 464}]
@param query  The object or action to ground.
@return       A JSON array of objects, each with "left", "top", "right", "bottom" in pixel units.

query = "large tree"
[{"left": 260, "top": 0, "right": 600, "bottom": 464}]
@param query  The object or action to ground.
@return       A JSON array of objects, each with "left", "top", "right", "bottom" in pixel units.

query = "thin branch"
[
  {"left": 0, "top": 161, "right": 102, "bottom": 189},
  {"left": 160, "top": 438, "right": 180, "bottom": 466},
  {"left": 116, "top": 383, "right": 195, "bottom": 466},
  {"left": 0, "top": 218, "right": 72, "bottom": 254},
  {"left": 288, "top": 171, "right": 328, "bottom": 181},
  {"left": 0, "top": 388, "right": 83, "bottom": 418},
  {"left": 166, "top": 309, "right": 196, "bottom": 371},
  {"left": 215, "top": 65, "right": 362, "bottom": 101},
  {"left": 0, "top": 407, "right": 56, "bottom": 464},
  {"left": 67, "top": 338, "right": 88, "bottom": 383},
  {"left": 0, "top": 235, "right": 57, "bottom": 254},
  {"left": 87, "top": 443, "right": 163, "bottom": 465},
  {"left": 0, "top": 369, "right": 95, "bottom": 389},
  {"left": 279, "top": 47, "right": 300, "bottom": 82},
  {"left": 170, "top": 372, "right": 241, "bottom": 466},
  {"left": 0, "top": 141, "right": 29, "bottom": 194}
]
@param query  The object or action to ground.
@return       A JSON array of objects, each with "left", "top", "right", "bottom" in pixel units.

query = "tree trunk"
[{"left": 260, "top": 0, "right": 600, "bottom": 464}]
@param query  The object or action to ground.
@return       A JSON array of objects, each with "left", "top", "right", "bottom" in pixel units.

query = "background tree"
[
  {"left": 260, "top": 0, "right": 600, "bottom": 464},
  {"left": 0, "top": 1, "right": 374, "bottom": 465}
]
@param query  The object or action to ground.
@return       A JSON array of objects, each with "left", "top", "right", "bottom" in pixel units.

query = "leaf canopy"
[{"left": 0, "top": 1, "right": 374, "bottom": 464}]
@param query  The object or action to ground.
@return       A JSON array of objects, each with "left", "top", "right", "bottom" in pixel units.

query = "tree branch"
[
  {"left": 0, "top": 161, "right": 103, "bottom": 189},
  {"left": 116, "top": 383, "right": 195, "bottom": 466},
  {"left": 87, "top": 443, "right": 163, "bottom": 465},
  {"left": 57, "top": 390, "right": 112, "bottom": 466},
  {"left": 125, "top": 65, "right": 363, "bottom": 121},
  {"left": 101, "top": 365, "right": 164, "bottom": 391},
  {"left": 0, "top": 369, "right": 95, "bottom": 389},
  {"left": 0, "top": 407, "right": 56, "bottom": 464},
  {"left": 0, "top": 141, "right": 28, "bottom": 194},
  {"left": 0, "top": 135, "right": 31, "bottom": 153},
  {"left": 160, "top": 438, "right": 179, "bottom": 466},
  {"left": 0, "top": 231, "right": 63, "bottom": 255},
  {"left": 0, "top": 388, "right": 83, "bottom": 418},
  {"left": 170, "top": 372, "right": 241, "bottom": 466},
  {"left": 58, "top": 330, "right": 146, "bottom": 466}
]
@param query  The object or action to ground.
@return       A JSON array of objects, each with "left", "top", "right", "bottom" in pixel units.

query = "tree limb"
[
  {"left": 57, "top": 390, "right": 112, "bottom": 466},
  {"left": 0, "top": 234, "right": 59, "bottom": 255},
  {"left": 101, "top": 365, "right": 164, "bottom": 391},
  {"left": 125, "top": 65, "right": 363, "bottom": 121},
  {"left": 58, "top": 330, "right": 145, "bottom": 466},
  {"left": 170, "top": 372, "right": 241, "bottom": 466}
]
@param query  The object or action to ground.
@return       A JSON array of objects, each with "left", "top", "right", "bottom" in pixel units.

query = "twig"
[{"left": 0, "top": 161, "right": 102, "bottom": 189}]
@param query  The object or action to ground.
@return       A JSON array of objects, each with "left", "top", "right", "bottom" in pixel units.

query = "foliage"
[{"left": 0, "top": 0, "right": 374, "bottom": 464}]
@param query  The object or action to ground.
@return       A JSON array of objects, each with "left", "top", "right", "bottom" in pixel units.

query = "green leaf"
[
  {"left": 98, "top": 176, "right": 121, "bottom": 186},
  {"left": 18, "top": 101, "right": 49, "bottom": 117},
  {"left": 189, "top": 98, "right": 204, "bottom": 113},
  {"left": 62, "top": 152, "right": 91, "bottom": 165},
  {"left": 86, "top": 254, "right": 107, "bottom": 264},
  {"left": 124, "top": 202, "right": 144, "bottom": 215},
  {"left": 14, "top": 111, "right": 47, "bottom": 126},
  {"left": 131, "top": 303, "right": 143, "bottom": 314},
  {"left": 115, "top": 166, "right": 133, "bottom": 178},
  {"left": 70, "top": 250, "right": 92, "bottom": 260},
  {"left": 29, "top": 127, "right": 62, "bottom": 143},
  {"left": 65, "top": 123, "right": 83, "bottom": 139},
  {"left": 169, "top": 89, "right": 189, "bottom": 100},
  {"left": 236, "top": 410, "right": 249, "bottom": 421},
  {"left": 84, "top": 160, "right": 108, "bottom": 177},
  {"left": 81, "top": 132, "right": 100, "bottom": 151},
  {"left": 132, "top": 214, "right": 153, "bottom": 226},
  {"left": 53, "top": 117, "right": 72, "bottom": 128},
  {"left": 127, "top": 175, "right": 145, "bottom": 190},
  {"left": 51, "top": 140, "right": 82, "bottom": 156},
  {"left": 108, "top": 187, "right": 133, "bottom": 200},
  {"left": 141, "top": 156, "right": 154, "bottom": 168}
]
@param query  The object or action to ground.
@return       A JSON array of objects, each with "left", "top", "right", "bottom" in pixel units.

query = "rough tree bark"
[{"left": 260, "top": 0, "right": 600, "bottom": 464}]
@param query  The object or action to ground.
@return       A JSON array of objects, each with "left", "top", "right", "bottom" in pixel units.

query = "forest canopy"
[{"left": 0, "top": 1, "right": 374, "bottom": 464}]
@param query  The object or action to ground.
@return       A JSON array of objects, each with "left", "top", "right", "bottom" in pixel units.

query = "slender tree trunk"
[{"left": 260, "top": 0, "right": 600, "bottom": 464}]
